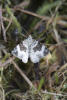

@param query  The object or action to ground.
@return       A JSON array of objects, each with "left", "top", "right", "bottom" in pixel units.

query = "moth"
[{"left": 12, "top": 35, "right": 49, "bottom": 63}]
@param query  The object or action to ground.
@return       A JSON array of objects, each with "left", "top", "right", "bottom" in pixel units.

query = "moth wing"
[
  {"left": 12, "top": 40, "right": 29, "bottom": 63},
  {"left": 30, "top": 41, "right": 49, "bottom": 63}
]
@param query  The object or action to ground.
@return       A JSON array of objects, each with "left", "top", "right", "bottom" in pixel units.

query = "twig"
[
  {"left": 52, "top": 22, "right": 67, "bottom": 61},
  {"left": 0, "top": 48, "right": 34, "bottom": 88},
  {"left": 5, "top": 17, "right": 12, "bottom": 32},
  {"left": 2, "top": 16, "right": 11, "bottom": 22},
  {"left": 58, "top": 63, "right": 67, "bottom": 72},
  {"left": 13, "top": 7, "right": 67, "bottom": 27},
  {"left": 0, "top": 84, "right": 5, "bottom": 100},
  {"left": 42, "top": 90, "right": 67, "bottom": 97},
  {"left": 0, "top": 6, "right": 7, "bottom": 42},
  {"left": 0, "top": 6, "right": 2, "bottom": 34},
  {"left": 14, "top": 1, "right": 29, "bottom": 9},
  {"left": 12, "top": 61, "right": 34, "bottom": 88},
  {"left": 1, "top": 22, "right": 7, "bottom": 42},
  {"left": 0, "top": 56, "right": 15, "bottom": 67},
  {"left": 47, "top": 0, "right": 66, "bottom": 28},
  {"left": 14, "top": 7, "right": 50, "bottom": 20},
  {"left": 0, "top": 59, "right": 34, "bottom": 88}
]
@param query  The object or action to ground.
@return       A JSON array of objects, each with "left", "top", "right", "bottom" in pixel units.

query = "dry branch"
[{"left": 0, "top": 48, "right": 34, "bottom": 88}]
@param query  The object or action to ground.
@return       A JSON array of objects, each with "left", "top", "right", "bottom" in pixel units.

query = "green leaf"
[{"left": 38, "top": 77, "right": 44, "bottom": 91}]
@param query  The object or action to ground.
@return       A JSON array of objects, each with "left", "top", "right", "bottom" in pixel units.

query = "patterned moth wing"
[
  {"left": 30, "top": 40, "right": 49, "bottom": 63},
  {"left": 12, "top": 38, "right": 29, "bottom": 63},
  {"left": 12, "top": 35, "right": 49, "bottom": 63}
]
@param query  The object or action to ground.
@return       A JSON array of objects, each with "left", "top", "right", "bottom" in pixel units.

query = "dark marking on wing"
[
  {"left": 33, "top": 43, "right": 42, "bottom": 52},
  {"left": 44, "top": 47, "right": 49, "bottom": 56},
  {"left": 14, "top": 50, "right": 18, "bottom": 56},
  {"left": 19, "top": 42, "right": 27, "bottom": 52},
  {"left": 12, "top": 47, "right": 18, "bottom": 56}
]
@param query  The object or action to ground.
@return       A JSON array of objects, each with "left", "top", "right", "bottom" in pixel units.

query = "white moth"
[{"left": 12, "top": 35, "right": 49, "bottom": 63}]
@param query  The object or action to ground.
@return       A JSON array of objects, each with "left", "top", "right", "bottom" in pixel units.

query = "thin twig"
[
  {"left": 0, "top": 6, "right": 7, "bottom": 42},
  {"left": 0, "top": 49, "right": 34, "bottom": 88},
  {"left": 13, "top": 7, "right": 67, "bottom": 27},
  {"left": 0, "top": 6, "right": 2, "bottom": 34},
  {"left": 5, "top": 17, "right": 12, "bottom": 33},
  {"left": 1, "top": 22, "right": 7, "bottom": 42},
  {"left": 42, "top": 90, "right": 67, "bottom": 97},
  {"left": 2, "top": 16, "right": 11, "bottom": 22},
  {"left": 0, "top": 56, "right": 15, "bottom": 67},
  {"left": 12, "top": 61, "right": 34, "bottom": 88},
  {"left": 14, "top": 1, "right": 30, "bottom": 9},
  {"left": 53, "top": 22, "right": 67, "bottom": 61},
  {"left": 14, "top": 7, "right": 50, "bottom": 20},
  {"left": 58, "top": 63, "right": 67, "bottom": 72}
]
